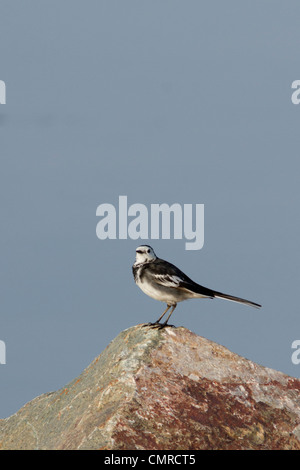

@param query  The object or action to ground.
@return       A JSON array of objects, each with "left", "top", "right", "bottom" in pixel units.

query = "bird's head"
[{"left": 134, "top": 245, "right": 157, "bottom": 264}]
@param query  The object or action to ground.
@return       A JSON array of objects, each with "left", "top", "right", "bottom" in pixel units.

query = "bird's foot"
[
  {"left": 157, "top": 322, "right": 176, "bottom": 329},
  {"left": 142, "top": 322, "right": 161, "bottom": 328},
  {"left": 142, "top": 322, "right": 175, "bottom": 329}
]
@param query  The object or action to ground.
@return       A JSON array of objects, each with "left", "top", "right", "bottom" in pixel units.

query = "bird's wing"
[
  {"left": 151, "top": 273, "right": 184, "bottom": 288},
  {"left": 143, "top": 259, "right": 189, "bottom": 286},
  {"left": 145, "top": 259, "right": 214, "bottom": 296}
]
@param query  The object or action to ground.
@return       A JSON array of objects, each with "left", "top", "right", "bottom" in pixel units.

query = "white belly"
[{"left": 136, "top": 279, "right": 185, "bottom": 305}]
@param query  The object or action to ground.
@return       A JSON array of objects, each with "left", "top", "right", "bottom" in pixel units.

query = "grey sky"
[{"left": 0, "top": 1, "right": 300, "bottom": 417}]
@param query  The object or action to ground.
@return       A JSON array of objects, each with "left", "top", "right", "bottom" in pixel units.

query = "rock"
[{"left": 0, "top": 325, "right": 299, "bottom": 450}]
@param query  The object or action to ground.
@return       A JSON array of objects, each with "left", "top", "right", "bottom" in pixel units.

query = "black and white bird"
[{"left": 132, "top": 245, "right": 261, "bottom": 328}]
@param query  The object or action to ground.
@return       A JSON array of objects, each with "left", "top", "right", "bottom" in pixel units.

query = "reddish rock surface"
[{"left": 0, "top": 325, "right": 299, "bottom": 450}]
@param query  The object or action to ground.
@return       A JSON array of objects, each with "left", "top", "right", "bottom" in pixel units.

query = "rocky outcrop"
[{"left": 0, "top": 325, "right": 299, "bottom": 450}]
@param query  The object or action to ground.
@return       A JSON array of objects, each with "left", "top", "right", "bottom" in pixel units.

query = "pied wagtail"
[{"left": 132, "top": 245, "right": 261, "bottom": 328}]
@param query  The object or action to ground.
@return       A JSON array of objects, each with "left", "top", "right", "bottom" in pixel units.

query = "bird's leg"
[
  {"left": 155, "top": 305, "right": 171, "bottom": 324},
  {"left": 143, "top": 305, "right": 171, "bottom": 327},
  {"left": 157, "top": 304, "right": 177, "bottom": 329}
]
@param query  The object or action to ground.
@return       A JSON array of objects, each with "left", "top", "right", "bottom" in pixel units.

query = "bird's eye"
[{"left": 147, "top": 249, "right": 150, "bottom": 253}]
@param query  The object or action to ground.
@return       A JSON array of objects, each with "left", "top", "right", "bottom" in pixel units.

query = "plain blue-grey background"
[{"left": 0, "top": 1, "right": 299, "bottom": 418}]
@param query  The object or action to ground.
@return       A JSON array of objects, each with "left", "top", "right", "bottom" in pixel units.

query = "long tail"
[
  {"left": 212, "top": 290, "right": 261, "bottom": 309},
  {"left": 182, "top": 279, "right": 261, "bottom": 309}
]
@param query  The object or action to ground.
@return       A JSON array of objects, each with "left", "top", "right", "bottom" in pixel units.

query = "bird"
[{"left": 132, "top": 245, "right": 261, "bottom": 328}]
